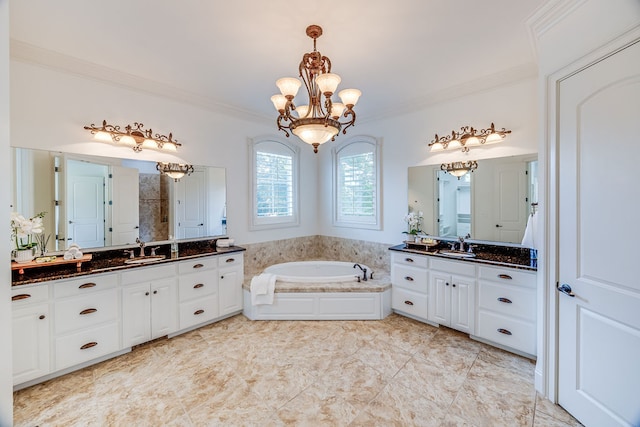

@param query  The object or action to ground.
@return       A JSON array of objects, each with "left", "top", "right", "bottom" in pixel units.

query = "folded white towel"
[
  {"left": 63, "top": 251, "right": 74, "bottom": 260},
  {"left": 250, "top": 273, "right": 277, "bottom": 305},
  {"left": 73, "top": 250, "right": 84, "bottom": 259}
]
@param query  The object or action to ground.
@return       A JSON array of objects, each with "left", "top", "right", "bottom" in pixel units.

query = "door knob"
[
  {"left": 557, "top": 283, "right": 575, "bottom": 297},
  {"left": 495, "top": 224, "right": 503, "bottom": 228}
]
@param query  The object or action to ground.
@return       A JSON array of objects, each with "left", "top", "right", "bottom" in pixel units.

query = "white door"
[
  {"left": 558, "top": 40, "right": 640, "bottom": 426},
  {"left": 150, "top": 278, "right": 177, "bottom": 339},
  {"left": 450, "top": 275, "right": 474, "bottom": 334},
  {"left": 121, "top": 283, "right": 151, "bottom": 347},
  {"left": 111, "top": 165, "right": 139, "bottom": 245},
  {"left": 493, "top": 161, "right": 527, "bottom": 242},
  {"left": 67, "top": 175, "right": 104, "bottom": 248},
  {"left": 175, "top": 169, "right": 206, "bottom": 239}
]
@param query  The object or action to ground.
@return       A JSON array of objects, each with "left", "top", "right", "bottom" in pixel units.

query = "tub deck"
[{"left": 242, "top": 274, "right": 392, "bottom": 320}]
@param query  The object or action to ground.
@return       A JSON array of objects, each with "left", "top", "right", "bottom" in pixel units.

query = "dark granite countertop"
[
  {"left": 12, "top": 239, "right": 245, "bottom": 287},
  {"left": 389, "top": 242, "right": 537, "bottom": 271}
]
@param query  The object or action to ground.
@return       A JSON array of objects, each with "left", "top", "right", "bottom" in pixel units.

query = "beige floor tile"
[
  {"left": 353, "top": 336, "right": 413, "bottom": 378},
  {"left": 275, "top": 384, "right": 360, "bottom": 426},
  {"left": 535, "top": 394, "right": 584, "bottom": 426},
  {"left": 533, "top": 410, "right": 584, "bottom": 427}
]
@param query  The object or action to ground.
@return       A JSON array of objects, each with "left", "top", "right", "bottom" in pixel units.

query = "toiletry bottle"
[{"left": 170, "top": 235, "right": 179, "bottom": 259}]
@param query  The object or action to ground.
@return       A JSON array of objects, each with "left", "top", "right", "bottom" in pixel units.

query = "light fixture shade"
[
  {"left": 163, "top": 143, "right": 177, "bottom": 152},
  {"left": 142, "top": 139, "right": 157, "bottom": 149},
  {"left": 120, "top": 135, "right": 137, "bottom": 146},
  {"left": 296, "top": 105, "right": 310, "bottom": 118},
  {"left": 94, "top": 131, "right": 113, "bottom": 142},
  {"left": 166, "top": 171, "right": 186, "bottom": 179},
  {"left": 330, "top": 102, "right": 345, "bottom": 119},
  {"left": 466, "top": 136, "right": 480, "bottom": 146},
  {"left": 271, "top": 94, "right": 288, "bottom": 112},
  {"left": 276, "top": 77, "right": 302, "bottom": 98},
  {"left": 450, "top": 169, "right": 469, "bottom": 178},
  {"left": 338, "top": 88, "right": 361, "bottom": 106},
  {"left": 448, "top": 139, "right": 462, "bottom": 149},
  {"left": 485, "top": 132, "right": 503, "bottom": 144},
  {"left": 292, "top": 123, "right": 339, "bottom": 145},
  {"left": 316, "top": 73, "right": 341, "bottom": 95}
]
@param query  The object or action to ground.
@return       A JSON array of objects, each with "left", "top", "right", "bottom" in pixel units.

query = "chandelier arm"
[
  {"left": 276, "top": 115, "right": 291, "bottom": 138},
  {"left": 339, "top": 108, "right": 356, "bottom": 135}
]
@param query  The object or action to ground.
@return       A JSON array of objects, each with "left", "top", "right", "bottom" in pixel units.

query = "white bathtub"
[
  {"left": 243, "top": 260, "right": 392, "bottom": 321},
  {"left": 264, "top": 261, "right": 370, "bottom": 283}
]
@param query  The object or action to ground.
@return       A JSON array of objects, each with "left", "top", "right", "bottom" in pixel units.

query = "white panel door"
[
  {"left": 111, "top": 166, "right": 139, "bottom": 245},
  {"left": 558, "top": 40, "right": 640, "bottom": 426},
  {"left": 175, "top": 169, "right": 206, "bottom": 239},
  {"left": 493, "top": 161, "right": 527, "bottom": 242},
  {"left": 67, "top": 175, "right": 104, "bottom": 248}
]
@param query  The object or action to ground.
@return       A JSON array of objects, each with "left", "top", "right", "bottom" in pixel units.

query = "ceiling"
[{"left": 9, "top": 0, "right": 546, "bottom": 122}]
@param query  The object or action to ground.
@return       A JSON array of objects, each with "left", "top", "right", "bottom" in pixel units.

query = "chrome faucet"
[
  {"left": 136, "top": 237, "right": 146, "bottom": 257},
  {"left": 353, "top": 263, "right": 368, "bottom": 282},
  {"left": 123, "top": 249, "right": 135, "bottom": 259},
  {"left": 457, "top": 236, "right": 466, "bottom": 252}
]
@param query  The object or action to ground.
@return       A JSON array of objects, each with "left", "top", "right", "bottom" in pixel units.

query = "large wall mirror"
[
  {"left": 408, "top": 154, "right": 538, "bottom": 244},
  {"left": 11, "top": 147, "right": 227, "bottom": 252}
]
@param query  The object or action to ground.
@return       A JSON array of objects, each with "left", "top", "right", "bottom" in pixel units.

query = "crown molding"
[
  {"left": 361, "top": 62, "right": 538, "bottom": 124},
  {"left": 10, "top": 39, "right": 272, "bottom": 124},
  {"left": 526, "top": 0, "right": 588, "bottom": 58}
]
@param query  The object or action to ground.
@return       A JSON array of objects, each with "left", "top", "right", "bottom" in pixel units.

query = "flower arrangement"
[
  {"left": 403, "top": 211, "right": 423, "bottom": 235},
  {"left": 11, "top": 212, "right": 46, "bottom": 250}
]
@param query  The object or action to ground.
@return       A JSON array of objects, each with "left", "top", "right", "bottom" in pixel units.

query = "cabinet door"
[
  {"left": 13, "top": 304, "right": 50, "bottom": 384},
  {"left": 151, "top": 278, "right": 178, "bottom": 339},
  {"left": 122, "top": 283, "right": 152, "bottom": 347},
  {"left": 219, "top": 269, "right": 242, "bottom": 316},
  {"left": 450, "top": 275, "right": 475, "bottom": 334},
  {"left": 429, "top": 272, "right": 450, "bottom": 326}
]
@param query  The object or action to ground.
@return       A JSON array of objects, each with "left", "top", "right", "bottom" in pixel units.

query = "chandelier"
[
  {"left": 271, "top": 25, "right": 361, "bottom": 153},
  {"left": 156, "top": 162, "right": 194, "bottom": 181},
  {"left": 84, "top": 120, "right": 181, "bottom": 152},
  {"left": 441, "top": 160, "right": 478, "bottom": 179},
  {"left": 429, "top": 123, "right": 511, "bottom": 152}
]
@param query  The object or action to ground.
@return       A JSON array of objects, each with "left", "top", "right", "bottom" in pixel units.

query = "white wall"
[
  {"left": 318, "top": 78, "right": 539, "bottom": 245},
  {"left": 10, "top": 60, "right": 319, "bottom": 245},
  {"left": 0, "top": 1, "right": 13, "bottom": 423}
]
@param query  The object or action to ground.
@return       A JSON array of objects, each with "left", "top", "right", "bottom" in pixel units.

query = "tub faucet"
[{"left": 353, "top": 263, "right": 368, "bottom": 282}]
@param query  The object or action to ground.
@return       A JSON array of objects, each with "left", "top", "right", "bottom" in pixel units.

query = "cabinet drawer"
[
  {"left": 430, "top": 258, "right": 476, "bottom": 277},
  {"left": 478, "top": 266, "right": 536, "bottom": 288},
  {"left": 179, "top": 295, "right": 219, "bottom": 330},
  {"left": 392, "top": 265, "right": 428, "bottom": 293},
  {"left": 55, "top": 322, "right": 120, "bottom": 371},
  {"left": 218, "top": 253, "right": 243, "bottom": 268},
  {"left": 53, "top": 273, "right": 118, "bottom": 299},
  {"left": 121, "top": 264, "right": 176, "bottom": 285},
  {"left": 178, "top": 271, "right": 218, "bottom": 302},
  {"left": 392, "top": 287, "right": 428, "bottom": 320},
  {"left": 478, "top": 281, "right": 536, "bottom": 321},
  {"left": 55, "top": 289, "right": 118, "bottom": 335},
  {"left": 177, "top": 257, "right": 218, "bottom": 275},
  {"left": 476, "top": 310, "right": 535, "bottom": 355},
  {"left": 12, "top": 285, "right": 49, "bottom": 306},
  {"left": 391, "top": 252, "right": 428, "bottom": 268}
]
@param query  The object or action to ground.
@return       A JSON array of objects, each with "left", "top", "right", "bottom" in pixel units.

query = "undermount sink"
[
  {"left": 124, "top": 255, "right": 166, "bottom": 265},
  {"left": 437, "top": 250, "right": 477, "bottom": 259}
]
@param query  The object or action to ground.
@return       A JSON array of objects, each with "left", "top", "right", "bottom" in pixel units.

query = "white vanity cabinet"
[
  {"left": 121, "top": 264, "right": 178, "bottom": 347},
  {"left": 12, "top": 284, "right": 51, "bottom": 385},
  {"left": 218, "top": 253, "right": 244, "bottom": 317},
  {"left": 177, "top": 257, "right": 219, "bottom": 330},
  {"left": 475, "top": 265, "right": 536, "bottom": 356},
  {"left": 428, "top": 258, "right": 476, "bottom": 334},
  {"left": 391, "top": 252, "right": 429, "bottom": 321},
  {"left": 53, "top": 273, "right": 120, "bottom": 371}
]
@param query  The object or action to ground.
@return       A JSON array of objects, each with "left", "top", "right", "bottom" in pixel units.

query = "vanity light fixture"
[
  {"left": 441, "top": 160, "right": 478, "bottom": 179},
  {"left": 429, "top": 123, "right": 511, "bottom": 152},
  {"left": 271, "top": 25, "right": 361, "bottom": 154},
  {"left": 156, "top": 162, "right": 194, "bottom": 181},
  {"left": 84, "top": 120, "right": 181, "bottom": 152}
]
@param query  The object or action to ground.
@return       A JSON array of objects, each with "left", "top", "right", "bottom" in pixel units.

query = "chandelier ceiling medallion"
[
  {"left": 156, "top": 162, "right": 194, "bottom": 182},
  {"left": 429, "top": 123, "right": 511, "bottom": 152},
  {"left": 441, "top": 160, "right": 478, "bottom": 179},
  {"left": 271, "top": 25, "right": 361, "bottom": 153},
  {"left": 84, "top": 120, "right": 181, "bottom": 153}
]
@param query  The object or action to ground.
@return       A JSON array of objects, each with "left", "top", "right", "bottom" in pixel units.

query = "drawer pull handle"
[
  {"left": 225, "top": 258, "right": 235, "bottom": 263},
  {"left": 404, "top": 300, "right": 414, "bottom": 306},
  {"left": 194, "top": 283, "right": 204, "bottom": 289},
  {"left": 12, "top": 294, "right": 31, "bottom": 301},
  {"left": 497, "top": 328, "right": 512, "bottom": 336},
  {"left": 193, "top": 263, "right": 204, "bottom": 269},
  {"left": 79, "top": 282, "right": 97, "bottom": 289},
  {"left": 404, "top": 276, "right": 414, "bottom": 282},
  {"left": 194, "top": 309, "right": 205, "bottom": 315},
  {"left": 39, "top": 315, "right": 46, "bottom": 320},
  {"left": 498, "top": 274, "right": 513, "bottom": 280},
  {"left": 79, "top": 308, "right": 97, "bottom": 315},
  {"left": 153, "top": 290, "right": 157, "bottom": 295},
  {"left": 80, "top": 342, "right": 98, "bottom": 350},
  {"left": 404, "top": 258, "right": 414, "bottom": 263},
  {"left": 497, "top": 297, "right": 513, "bottom": 304},
  {"left": 145, "top": 292, "right": 150, "bottom": 296}
]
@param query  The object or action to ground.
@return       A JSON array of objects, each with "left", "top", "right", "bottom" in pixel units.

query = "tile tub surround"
[{"left": 12, "top": 314, "right": 581, "bottom": 426}]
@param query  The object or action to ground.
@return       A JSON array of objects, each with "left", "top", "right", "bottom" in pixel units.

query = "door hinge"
[
  {"left": 108, "top": 173, "right": 113, "bottom": 178},
  {"left": 109, "top": 227, "right": 113, "bottom": 232},
  {"left": 109, "top": 200, "right": 112, "bottom": 205},
  {"left": 54, "top": 200, "right": 60, "bottom": 206}
]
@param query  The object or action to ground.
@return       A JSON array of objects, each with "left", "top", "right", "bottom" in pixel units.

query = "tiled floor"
[{"left": 14, "top": 314, "right": 582, "bottom": 426}]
